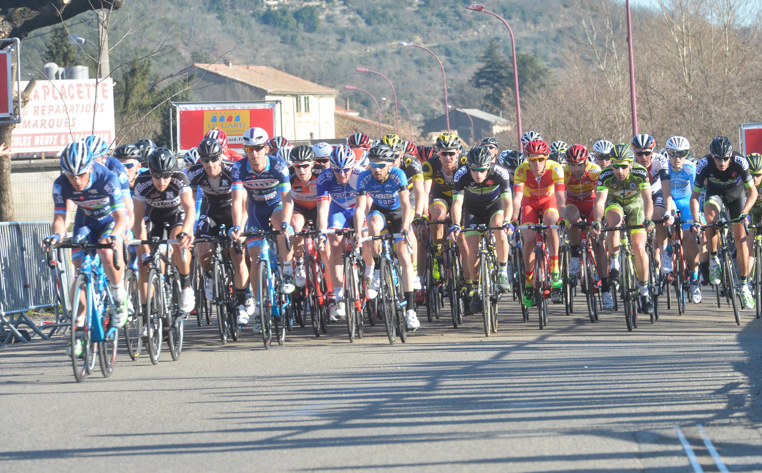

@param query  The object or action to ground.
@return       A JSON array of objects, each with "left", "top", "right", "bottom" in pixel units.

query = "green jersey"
[{"left": 596, "top": 163, "right": 651, "bottom": 205}]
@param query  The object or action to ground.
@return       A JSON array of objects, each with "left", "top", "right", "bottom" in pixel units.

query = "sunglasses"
[
  {"left": 370, "top": 162, "right": 389, "bottom": 169},
  {"left": 612, "top": 163, "right": 630, "bottom": 169},
  {"left": 668, "top": 150, "right": 689, "bottom": 158},
  {"left": 315, "top": 158, "right": 329, "bottom": 164},
  {"left": 595, "top": 155, "right": 611, "bottom": 161},
  {"left": 294, "top": 163, "right": 311, "bottom": 169},
  {"left": 635, "top": 151, "right": 652, "bottom": 156},
  {"left": 153, "top": 172, "right": 173, "bottom": 179},
  {"left": 200, "top": 156, "right": 220, "bottom": 163},
  {"left": 485, "top": 145, "right": 497, "bottom": 150},
  {"left": 469, "top": 165, "right": 489, "bottom": 172},
  {"left": 529, "top": 157, "right": 547, "bottom": 163},
  {"left": 713, "top": 155, "right": 730, "bottom": 162},
  {"left": 244, "top": 145, "right": 266, "bottom": 153},
  {"left": 332, "top": 167, "right": 353, "bottom": 174},
  {"left": 121, "top": 162, "right": 137, "bottom": 169},
  {"left": 440, "top": 151, "right": 458, "bottom": 157}
]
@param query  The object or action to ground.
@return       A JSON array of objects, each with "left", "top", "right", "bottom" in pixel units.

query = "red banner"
[
  {"left": 0, "top": 49, "right": 11, "bottom": 118},
  {"left": 742, "top": 126, "right": 762, "bottom": 155},
  {"left": 178, "top": 107, "right": 274, "bottom": 151}
]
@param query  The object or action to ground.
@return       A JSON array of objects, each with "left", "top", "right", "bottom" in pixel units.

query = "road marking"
[
  {"left": 675, "top": 426, "right": 704, "bottom": 473},
  {"left": 697, "top": 424, "right": 730, "bottom": 473}
]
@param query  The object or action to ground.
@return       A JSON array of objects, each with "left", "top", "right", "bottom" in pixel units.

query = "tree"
[
  {"left": 43, "top": 24, "right": 77, "bottom": 67},
  {"left": 294, "top": 6, "right": 320, "bottom": 33},
  {"left": 471, "top": 39, "right": 512, "bottom": 114},
  {"left": 0, "top": 1, "right": 126, "bottom": 222}
]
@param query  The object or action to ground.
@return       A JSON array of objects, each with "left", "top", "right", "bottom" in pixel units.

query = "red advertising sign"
[
  {"left": 175, "top": 102, "right": 277, "bottom": 152},
  {"left": 741, "top": 124, "right": 762, "bottom": 156},
  {"left": 0, "top": 48, "right": 12, "bottom": 118}
]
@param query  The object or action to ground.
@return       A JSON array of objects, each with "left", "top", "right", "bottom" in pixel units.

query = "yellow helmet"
[
  {"left": 435, "top": 132, "right": 461, "bottom": 150},
  {"left": 382, "top": 134, "right": 402, "bottom": 152}
]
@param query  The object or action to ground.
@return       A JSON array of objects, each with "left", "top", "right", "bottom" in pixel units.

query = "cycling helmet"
[
  {"left": 665, "top": 136, "right": 691, "bottom": 158},
  {"left": 382, "top": 133, "right": 403, "bottom": 152},
  {"left": 348, "top": 132, "right": 371, "bottom": 149},
  {"left": 610, "top": 143, "right": 634, "bottom": 163},
  {"left": 330, "top": 143, "right": 355, "bottom": 169},
  {"left": 467, "top": 145, "right": 492, "bottom": 168},
  {"left": 631, "top": 133, "right": 655, "bottom": 150},
  {"left": 418, "top": 145, "right": 436, "bottom": 162},
  {"left": 481, "top": 137, "right": 499, "bottom": 147},
  {"left": 747, "top": 153, "right": 762, "bottom": 175},
  {"left": 402, "top": 140, "right": 418, "bottom": 157},
  {"left": 357, "top": 151, "right": 370, "bottom": 169},
  {"left": 312, "top": 142, "right": 332, "bottom": 159},
  {"left": 521, "top": 130, "right": 543, "bottom": 145},
  {"left": 368, "top": 144, "right": 396, "bottom": 162},
  {"left": 550, "top": 140, "right": 568, "bottom": 153},
  {"left": 565, "top": 144, "right": 589, "bottom": 164},
  {"left": 435, "top": 132, "right": 461, "bottom": 150},
  {"left": 113, "top": 144, "right": 141, "bottom": 161},
  {"left": 499, "top": 150, "right": 526, "bottom": 171},
  {"left": 183, "top": 148, "right": 199, "bottom": 166},
  {"left": 148, "top": 147, "right": 177, "bottom": 175},
  {"left": 276, "top": 145, "right": 293, "bottom": 166},
  {"left": 242, "top": 127, "right": 268, "bottom": 147},
  {"left": 525, "top": 139, "right": 550, "bottom": 156},
  {"left": 84, "top": 135, "right": 109, "bottom": 159},
  {"left": 592, "top": 139, "right": 615, "bottom": 158},
  {"left": 267, "top": 136, "right": 290, "bottom": 153},
  {"left": 134, "top": 138, "right": 156, "bottom": 164},
  {"left": 204, "top": 128, "right": 228, "bottom": 150},
  {"left": 197, "top": 138, "right": 223, "bottom": 162},
  {"left": 710, "top": 136, "right": 733, "bottom": 157},
  {"left": 60, "top": 140, "right": 93, "bottom": 176},
  {"left": 290, "top": 144, "right": 315, "bottom": 163}
]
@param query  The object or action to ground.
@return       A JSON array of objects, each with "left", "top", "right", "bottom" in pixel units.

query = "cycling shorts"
[
  {"left": 653, "top": 190, "right": 665, "bottom": 209},
  {"left": 195, "top": 208, "right": 233, "bottom": 238},
  {"left": 327, "top": 202, "right": 355, "bottom": 230},
  {"left": 673, "top": 197, "right": 693, "bottom": 230},
  {"left": 604, "top": 198, "right": 645, "bottom": 235},
  {"left": 71, "top": 214, "right": 115, "bottom": 261},
  {"left": 368, "top": 203, "right": 405, "bottom": 235},
  {"left": 463, "top": 200, "right": 503, "bottom": 235},
  {"left": 146, "top": 209, "right": 186, "bottom": 239},
  {"left": 429, "top": 194, "right": 452, "bottom": 213},
  {"left": 293, "top": 202, "right": 318, "bottom": 225},
  {"left": 246, "top": 201, "right": 283, "bottom": 249},
  {"left": 566, "top": 198, "right": 594, "bottom": 222},
  {"left": 704, "top": 190, "right": 746, "bottom": 220},
  {"left": 750, "top": 205, "right": 762, "bottom": 225},
  {"left": 520, "top": 196, "right": 559, "bottom": 225}
]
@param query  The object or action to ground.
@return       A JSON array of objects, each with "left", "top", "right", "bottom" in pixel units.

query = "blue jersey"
[
  {"left": 104, "top": 156, "right": 131, "bottom": 197},
  {"left": 52, "top": 162, "right": 125, "bottom": 220},
  {"left": 316, "top": 166, "right": 364, "bottom": 210},
  {"left": 356, "top": 167, "right": 408, "bottom": 211},
  {"left": 668, "top": 161, "right": 696, "bottom": 201},
  {"left": 231, "top": 156, "right": 290, "bottom": 208}
]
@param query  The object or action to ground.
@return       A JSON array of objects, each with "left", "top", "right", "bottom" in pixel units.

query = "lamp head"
[
  {"left": 398, "top": 42, "right": 409, "bottom": 47},
  {"left": 356, "top": 67, "right": 370, "bottom": 73},
  {"left": 465, "top": 4, "right": 486, "bottom": 11}
]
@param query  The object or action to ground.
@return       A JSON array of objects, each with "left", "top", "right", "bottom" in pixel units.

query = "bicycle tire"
[
  {"left": 677, "top": 245, "right": 687, "bottom": 314},
  {"left": 446, "top": 249, "right": 460, "bottom": 328},
  {"left": 213, "top": 258, "right": 229, "bottom": 344},
  {"left": 453, "top": 247, "right": 465, "bottom": 326},
  {"left": 562, "top": 243, "right": 572, "bottom": 315},
  {"left": 480, "top": 252, "right": 491, "bottom": 337},
  {"left": 724, "top": 254, "right": 740, "bottom": 325},
  {"left": 225, "top": 263, "right": 240, "bottom": 342},
  {"left": 393, "top": 259, "right": 407, "bottom": 344},
  {"left": 344, "top": 260, "right": 357, "bottom": 342},
  {"left": 756, "top": 244, "right": 761, "bottom": 320},
  {"left": 489, "top": 253, "right": 499, "bottom": 333},
  {"left": 622, "top": 252, "right": 634, "bottom": 332},
  {"left": 166, "top": 274, "right": 183, "bottom": 361},
  {"left": 193, "top": 260, "right": 204, "bottom": 327},
  {"left": 379, "top": 258, "right": 397, "bottom": 344},
  {"left": 581, "top": 248, "right": 596, "bottom": 323},
  {"left": 425, "top": 251, "right": 435, "bottom": 323},
  {"left": 70, "top": 274, "right": 90, "bottom": 382},
  {"left": 536, "top": 251, "right": 547, "bottom": 329},
  {"left": 145, "top": 269, "right": 163, "bottom": 365},
  {"left": 515, "top": 244, "right": 529, "bottom": 322},
  {"left": 98, "top": 289, "right": 117, "bottom": 377},
  {"left": 648, "top": 256, "right": 657, "bottom": 324},
  {"left": 123, "top": 268, "right": 142, "bottom": 360},
  {"left": 258, "top": 260, "right": 272, "bottom": 348}
]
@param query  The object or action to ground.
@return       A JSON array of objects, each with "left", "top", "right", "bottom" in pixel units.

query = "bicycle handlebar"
[{"left": 49, "top": 240, "right": 120, "bottom": 271}]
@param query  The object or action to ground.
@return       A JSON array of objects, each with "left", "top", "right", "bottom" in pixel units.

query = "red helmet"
[
  {"left": 525, "top": 139, "right": 550, "bottom": 156},
  {"left": 267, "top": 136, "right": 290, "bottom": 153},
  {"left": 348, "top": 132, "right": 371, "bottom": 149},
  {"left": 403, "top": 140, "right": 417, "bottom": 157},
  {"left": 204, "top": 128, "right": 228, "bottom": 150},
  {"left": 565, "top": 144, "right": 589, "bottom": 164},
  {"left": 417, "top": 145, "right": 435, "bottom": 162}
]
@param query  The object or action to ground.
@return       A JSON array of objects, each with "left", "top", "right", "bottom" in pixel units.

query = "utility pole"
[{"left": 97, "top": 9, "right": 110, "bottom": 79}]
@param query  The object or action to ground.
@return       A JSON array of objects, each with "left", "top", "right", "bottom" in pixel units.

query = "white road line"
[
  {"left": 697, "top": 424, "right": 730, "bottom": 473},
  {"left": 675, "top": 426, "right": 704, "bottom": 473}
]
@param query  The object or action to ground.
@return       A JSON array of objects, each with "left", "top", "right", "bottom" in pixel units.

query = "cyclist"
[
  {"left": 746, "top": 153, "right": 762, "bottom": 276},
  {"left": 499, "top": 150, "right": 526, "bottom": 188},
  {"left": 134, "top": 138, "right": 156, "bottom": 170},
  {"left": 591, "top": 140, "right": 615, "bottom": 169},
  {"left": 480, "top": 137, "right": 500, "bottom": 162},
  {"left": 113, "top": 144, "right": 142, "bottom": 189},
  {"left": 690, "top": 136, "right": 757, "bottom": 308},
  {"left": 289, "top": 145, "right": 320, "bottom": 288},
  {"left": 590, "top": 143, "right": 654, "bottom": 313},
  {"left": 48, "top": 141, "right": 129, "bottom": 330},
  {"left": 316, "top": 143, "right": 364, "bottom": 321},
  {"left": 521, "top": 130, "right": 543, "bottom": 147},
  {"left": 665, "top": 136, "right": 702, "bottom": 303},
  {"left": 266, "top": 136, "right": 291, "bottom": 157},
  {"left": 632, "top": 134, "right": 673, "bottom": 274},
  {"left": 421, "top": 132, "right": 463, "bottom": 250},
  {"left": 549, "top": 140, "right": 568, "bottom": 164},
  {"left": 205, "top": 128, "right": 244, "bottom": 162},
  {"left": 450, "top": 145, "right": 512, "bottom": 313},
  {"left": 397, "top": 140, "right": 425, "bottom": 294},
  {"left": 84, "top": 135, "right": 133, "bottom": 230},
  {"left": 312, "top": 142, "right": 332, "bottom": 172},
  {"left": 348, "top": 132, "right": 372, "bottom": 164},
  {"left": 511, "top": 139, "right": 566, "bottom": 306},
  {"left": 230, "top": 127, "right": 295, "bottom": 327},
  {"left": 132, "top": 147, "right": 196, "bottom": 314},
  {"left": 183, "top": 148, "right": 200, "bottom": 169},
  {"left": 417, "top": 145, "right": 436, "bottom": 163}
]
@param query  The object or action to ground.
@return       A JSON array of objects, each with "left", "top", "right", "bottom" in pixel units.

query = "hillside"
[{"left": 19, "top": 0, "right": 572, "bottom": 126}]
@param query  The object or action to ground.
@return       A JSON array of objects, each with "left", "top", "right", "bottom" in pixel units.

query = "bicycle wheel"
[
  {"left": 97, "top": 289, "right": 117, "bottom": 377},
  {"left": 489, "top": 255, "right": 499, "bottom": 333},
  {"left": 452, "top": 247, "right": 465, "bottom": 326},
  {"left": 480, "top": 252, "right": 491, "bottom": 337},
  {"left": 393, "top": 259, "right": 407, "bottom": 344},
  {"left": 379, "top": 258, "right": 396, "bottom": 344},
  {"left": 536, "top": 252, "right": 547, "bottom": 329},
  {"left": 676, "top": 245, "right": 687, "bottom": 314},
  {"left": 123, "top": 268, "right": 142, "bottom": 360},
  {"left": 258, "top": 260, "right": 272, "bottom": 349},
  {"left": 445, "top": 249, "right": 460, "bottom": 328},
  {"left": 581, "top": 248, "right": 596, "bottom": 323},
  {"left": 193, "top": 260, "right": 204, "bottom": 327},
  {"left": 70, "top": 274, "right": 91, "bottom": 382},
  {"left": 344, "top": 259, "right": 357, "bottom": 342},
  {"left": 145, "top": 269, "right": 163, "bottom": 365},
  {"left": 562, "top": 243, "right": 573, "bottom": 315},
  {"left": 724, "top": 253, "right": 740, "bottom": 325},
  {"left": 166, "top": 275, "right": 183, "bottom": 361},
  {"left": 213, "top": 258, "right": 229, "bottom": 344},
  {"left": 755, "top": 244, "right": 761, "bottom": 320},
  {"left": 224, "top": 263, "right": 240, "bottom": 342},
  {"left": 648, "top": 258, "right": 658, "bottom": 324},
  {"left": 275, "top": 276, "right": 287, "bottom": 346},
  {"left": 514, "top": 245, "right": 529, "bottom": 323},
  {"left": 425, "top": 251, "right": 435, "bottom": 323}
]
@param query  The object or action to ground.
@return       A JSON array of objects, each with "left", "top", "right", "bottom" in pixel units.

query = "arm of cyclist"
[
  {"left": 230, "top": 188, "right": 246, "bottom": 240},
  {"left": 178, "top": 190, "right": 195, "bottom": 249},
  {"left": 510, "top": 184, "right": 523, "bottom": 223},
  {"left": 590, "top": 189, "right": 608, "bottom": 237},
  {"left": 354, "top": 193, "right": 368, "bottom": 248},
  {"left": 450, "top": 192, "right": 464, "bottom": 241},
  {"left": 742, "top": 180, "right": 758, "bottom": 217},
  {"left": 501, "top": 192, "right": 513, "bottom": 235},
  {"left": 661, "top": 176, "right": 673, "bottom": 219},
  {"left": 399, "top": 188, "right": 412, "bottom": 233}
]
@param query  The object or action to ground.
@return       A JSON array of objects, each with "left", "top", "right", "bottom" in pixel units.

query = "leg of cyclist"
[
  {"left": 169, "top": 224, "right": 194, "bottom": 314},
  {"left": 564, "top": 204, "right": 582, "bottom": 278},
  {"left": 460, "top": 229, "right": 479, "bottom": 312},
  {"left": 734, "top": 220, "right": 754, "bottom": 307},
  {"left": 290, "top": 210, "right": 307, "bottom": 288},
  {"left": 604, "top": 206, "right": 623, "bottom": 288},
  {"left": 271, "top": 207, "right": 295, "bottom": 294},
  {"left": 544, "top": 207, "right": 562, "bottom": 298},
  {"left": 361, "top": 212, "right": 385, "bottom": 305},
  {"left": 491, "top": 210, "right": 510, "bottom": 292},
  {"left": 653, "top": 203, "right": 670, "bottom": 274},
  {"left": 631, "top": 226, "right": 652, "bottom": 313},
  {"left": 703, "top": 196, "right": 721, "bottom": 285},
  {"left": 684, "top": 224, "right": 702, "bottom": 303}
]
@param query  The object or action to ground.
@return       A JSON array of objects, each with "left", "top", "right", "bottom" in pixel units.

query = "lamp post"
[
  {"left": 356, "top": 67, "right": 400, "bottom": 135},
  {"left": 385, "top": 97, "right": 415, "bottom": 142},
  {"left": 465, "top": 4, "right": 523, "bottom": 152},
  {"left": 398, "top": 41, "right": 450, "bottom": 132},
  {"left": 449, "top": 105, "right": 475, "bottom": 145},
  {"left": 625, "top": 0, "right": 639, "bottom": 136},
  {"left": 344, "top": 85, "right": 383, "bottom": 137}
]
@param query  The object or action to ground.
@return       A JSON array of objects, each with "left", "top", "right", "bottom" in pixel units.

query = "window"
[
  {"left": 304, "top": 96, "right": 310, "bottom": 113},
  {"left": 296, "top": 96, "right": 301, "bottom": 113}
]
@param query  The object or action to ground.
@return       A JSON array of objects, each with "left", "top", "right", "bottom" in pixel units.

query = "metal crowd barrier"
[{"left": 0, "top": 221, "right": 73, "bottom": 345}]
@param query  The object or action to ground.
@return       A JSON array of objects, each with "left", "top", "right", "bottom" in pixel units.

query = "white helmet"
[
  {"left": 242, "top": 127, "right": 268, "bottom": 147},
  {"left": 276, "top": 145, "right": 294, "bottom": 166},
  {"left": 312, "top": 142, "right": 332, "bottom": 159},
  {"left": 665, "top": 136, "right": 690, "bottom": 155},
  {"left": 592, "top": 139, "right": 615, "bottom": 157},
  {"left": 521, "top": 130, "right": 543, "bottom": 145}
]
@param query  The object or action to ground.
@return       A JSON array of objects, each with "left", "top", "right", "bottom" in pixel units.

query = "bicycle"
[
  {"left": 665, "top": 211, "right": 692, "bottom": 315},
  {"left": 510, "top": 229, "right": 530, "bottom": 323},
  {"left": 46, "top": 239, "right": 120, "bottom": 382},
  {"left": 299, "top": 228, "right": 329, "bottom": 337},
  {"left": 194, "top": 226, "right": 240, "bottom": 344},
  {"left": 191, "top": 253, "right": 212, "bottom": 327},
  {"left": 601, "top": 223, "right": 648, "bottom": 331},
  {"left": 420, "top": 219, "right": 450, "bottom": 323},
  {"left": 328, "top": 228, "right": 365, "bottom": 342},
  {"left": 701, "top": 217, "right": 742, "bottom": 325},
  {"left": 572, "top": 221, "right": 602, "bottom": 323},
  {"left": 241, "top": 229, "right": 292, "bottom": 348},
  {"left": 558, "top": 223, "right": 575, "bottom": 315},
  {"left": 442, "top": 231, "right": 466, "bottom": 328},
  {"left": 122, "top": 245, "right": 142, "bottom": 360},
  {"left": 517, "top": 223, "right": 561, "bottom": 330},
  {"left": 471, "top": 224, "right": 505, "bottom": 336},
  {"left": 750, "top": 221, "right": 762, "bottom": 320}
]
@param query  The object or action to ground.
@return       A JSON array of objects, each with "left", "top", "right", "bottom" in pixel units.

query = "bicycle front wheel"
[
  {"left": 724, "top": 253, "right": 740, "bottom": 325},
  {"left": 70, "top": 274, "right": 91, "bottom": 382},
  {"left": 123, "top": 268, "right": 142, "bottom": 360},
  {"left": 562, "top": 243, "right": 573, "bottom": 315},
  {"left": 581, "top": 248, "right": 597, "bottom": 323},
  {"left": 379, "top": 258, "right": 396, "bottom": 345},
  {"left": 480, "top": 254, "right": 491, "bottom": 337},
  {"left": 213, "top": 258, "right": 229, "bottom": 344},
  {"left": 98, "top": 289, "right": 117, "bottom": 377},
  {"left": 166, "top": 275, "right": 183, "bottom": 361},
  {"left": 393, "top": 259, "right": 407, "bottom": 344},
  {"left": 622, "top": 254, "right": 636, "bottom": 332},
  {"left": 536, "top": 252, "right": 548, "bottom": 329},
  {"left": 258, "top": 260, "right": 272, "bottom": 349},
  {"left": 344, "top": 259, "right": 358, "bottom": 342},
  {"left": 145, "top": 269, "right": 163, "bottom": 364}
]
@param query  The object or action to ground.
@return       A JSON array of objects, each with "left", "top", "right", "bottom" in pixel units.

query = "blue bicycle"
[{"left": 47, "top": 239, "right": 120, "bottom": 382}]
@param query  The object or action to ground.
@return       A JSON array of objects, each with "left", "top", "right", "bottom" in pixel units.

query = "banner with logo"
[
  {"left": 175, "top": 102, "right": 278, "bottom": 152},
  {"left": 0, "top": 48, "right": 11, "bottom": 119},
  {"left": 740, "top": 123, "right": 762, "bottom": 156},
  {"left": 10, "top": 79, "right": 115, "bottom": 157}
]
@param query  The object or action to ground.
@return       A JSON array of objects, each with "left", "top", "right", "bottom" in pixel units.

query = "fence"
[{"left": 0, "top": 221, "right": 73, "bottom": 345}]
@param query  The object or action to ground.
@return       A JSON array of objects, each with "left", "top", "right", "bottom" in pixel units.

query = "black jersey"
[
  {"left": 694, "top": 151, "right": 752, "bottom": 195},
  {"left": 133, "top": 171, "right": 191, "bottom": 216},
  {"left": 185, "top": 161, "right": 234, "bottom": 210},
  {"left": 453, "top": 164, "right": 511, "bottom": 209},
  {"left": 422, "top": 156, "right": 462, "bottom": 198},
  {"left": 400, "top": 155, "right": 423, "bottom": 191}
]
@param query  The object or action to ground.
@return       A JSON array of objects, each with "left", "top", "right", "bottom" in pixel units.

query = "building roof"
[
  {"left": 192, "top": 63, "right": 339, "bottom": 96},
  {"left": 459, "top": 108, "right": 510, "bottom": 125}
]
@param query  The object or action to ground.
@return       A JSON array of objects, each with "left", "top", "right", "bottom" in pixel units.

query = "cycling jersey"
[
  {"left": 668, "top": 161, "right": 696, "bottom": 201},
  {"left": 400, "top": 155, "right": 423, "bottom": 191},
  {"left": 291, "top": 171, "right": 319, "bottom": 211},
  {"left": 563, "top": 161, "right": 601, "bottom": 201},
  {"left": 643, "top": 152, "right": 670, "bottom": 194},
  {"left": 596, "top": 163, "right": 650, "bottom": 205},
  {"left": 422, "top": 156, "right": 460, "bottom": 199},
  {"left": 133, "top": 171, "right": 191, "bottom": 215},
  {"left": 231, "top": 156, "right": 290, "bottom": 208},
  {"left": 185, "top": 161, "right": 234, "bottom": 210},
  {"left": 351, "top": 147, "right": 367, "bottom": 164},
  {"left": 53, "top": 162, "right": 125, "bottom": 220},
  {"left": 316, "top": 166, "right": 364, "bottom": 211},
  {"left": 356, "top": 167, "right": 408, "bottom": 211},
  {"left": 693, "top": 152, "right": 753, "bottom": 195},
  {"left": 453, "top": 164, "right": 510, "bottom": 210},
  {"left": 224, "top": 149, "right": 244, "bottom": 162},
  {"left": 103, "top": 156, "right": 131, "bottom": 198},
  {"left": 513, "top": 160, "right": 565, "bottom": 199}
]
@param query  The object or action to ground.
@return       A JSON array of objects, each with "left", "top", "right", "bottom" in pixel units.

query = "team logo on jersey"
[
  {"left": 485, "top": 180, "right": 494, "bottom": 186},
  {"left": 732, "top": 172, "right": 738, "bottom": 178},
  {"left": 104, "top": 182, "right": 115, "bottom": 194},
  {"left": 630, "top": 183, "right": 636, "bottom": 189},
  {"left": 89, "top": 189, "right": 98, "bottom": 194},
  {"left": 434, "top": 178, "right": 445, "bottom": 185}
]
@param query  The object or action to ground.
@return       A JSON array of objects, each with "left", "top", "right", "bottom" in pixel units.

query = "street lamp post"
[
  {"left": 625, "top": 0, "right": 639, "bottom": 136},
  {"left": 356, "top": 67, "right": 400, "bottom": 135},
  {"left": 344, "top": 85, "right": 383, "bottom": 137},
  {"left": 398, "top": 41, "right": 450, "bottom": 132},
  {"left": 465, "top": 4, "right": 523, "bottom": 152}
]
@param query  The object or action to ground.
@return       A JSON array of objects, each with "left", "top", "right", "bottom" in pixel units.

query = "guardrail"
[{"left": 0, "top": 221, "right": 73, "bottom": 345}]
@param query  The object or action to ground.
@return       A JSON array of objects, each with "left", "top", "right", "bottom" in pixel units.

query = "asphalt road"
[{"left": 2, "top": 286, "right": 761, "bottom": 473}]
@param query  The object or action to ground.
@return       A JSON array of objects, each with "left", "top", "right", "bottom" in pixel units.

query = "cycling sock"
[
  {"left": 571, "top": 245, "right": 580, "bottom": 258},
  {"left": 640, "top": 281, "right": 649, "bottom": 297},
  {"left": 550, "top": 255, "right": 559, "bottom": 273},
  {"left": 283, "top": 260, "right": 293, "bottom": 277},
  {"left": 466, "top": 279, "right": 473, "bottom": 285},
  {"left": 610, "top": 253, "right": 620, "bottom": 271},
  {"left": 405, "top": 291, "right": 414, "bottom": 310},
  {"left": 364, "top": 263, "right": 375, "bottom": 279},
  {"left": 235, "top": 288, "right": 247, "bottom": 304},
  {"left": 739, "top": 277, "right": 748, "bottom": 285},
  {"left": 691, "top": 270, "right": 699, "bottom": 282},
  {"left": 601, "top": 277, "right": 610, "bottom": 293},
  {"left": 498, "top": 262, "right": 507, "bottom": 275},
  {"left": 179, "top": 272, "right": 192, "bottom": 289}
]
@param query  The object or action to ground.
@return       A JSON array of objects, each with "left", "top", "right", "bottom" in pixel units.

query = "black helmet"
[
  {"left": 499, "top": 150, "right": 526, "bottom": 171},
  {"left": 113, "top": 144, "right": 141, "bottom": 160},
  {"left": 197, "top": 137, "right": 223, "bottom": 161},
  {"left": 290, "top": 144, "right": 315, "bottom": 163},
  {"left": 467, "top": 145, "right": 492, "bottom": 168},
  {"left": 481, "top": 137, "right": 499, "bottom": 147},
  {"left": 367, "top": 144, "right": 396, "bottom": 162},
  {"left": 148, "top": 147, "right": 177, "bottom": 175},
  {"left": 710, "top": 136, "right": 733, "bottom": 157},
  {"left": 134, "top": 138, "right": 156, "bottom": 164}
]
